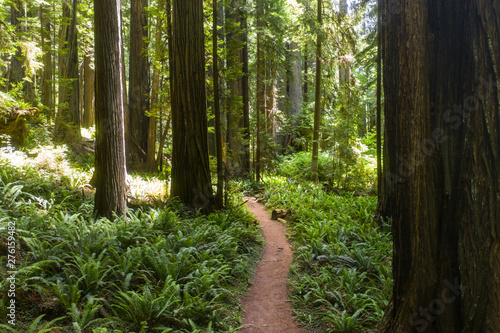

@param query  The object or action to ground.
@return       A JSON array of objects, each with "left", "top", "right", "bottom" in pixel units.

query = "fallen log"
[{"left": 271, "top": 208, "right": 291, "bottom": 220}]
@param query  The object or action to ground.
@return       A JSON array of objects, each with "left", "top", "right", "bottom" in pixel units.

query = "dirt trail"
[{"left": 240, "top": 197, "right": 307, "bottom": 333}]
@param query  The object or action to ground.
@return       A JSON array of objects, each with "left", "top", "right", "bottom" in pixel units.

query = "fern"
[{"left": 0, "top": 314, "right": 65, "bottom": 333}]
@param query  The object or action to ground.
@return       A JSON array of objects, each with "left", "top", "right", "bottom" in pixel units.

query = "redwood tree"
[
  {"left": 56, "top": 0, "right": 80, "bottom": 143},
  {"left": 255, "top": 0, "right": 265, "bottom": 182},
  {"left": 311, "top": 0, "right": 322, "bottom": 182},
  {"left": 9, "top": 0, "right": 24, "bottom": 93},
  {"left": 40, "top": 4, "right": 53, "bottom": 120},
  {"left": 170, "top": 0, "right": 213, "bottom": 210},
  {"left": 127, "top": 0, "right": 150, "bottom": 170},
  {"left": 93, "top": 0, "right": 127, "bottom": 219},
  {"left": 226, "top": 0, "right": 250, "bottom": 179},
  {"left": 378, "top": 0, "right": 500, "bottom": 331}
]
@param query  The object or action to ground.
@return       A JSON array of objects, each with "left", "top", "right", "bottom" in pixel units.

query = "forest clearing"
[{"left": 0, "top": 0, "right": 498, "bottom": 332}]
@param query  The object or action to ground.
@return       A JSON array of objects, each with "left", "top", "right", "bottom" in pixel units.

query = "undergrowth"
[
  {"left": 0, "top": 155, "right": 263, "bottom": 332},
  {"left": 259, "top": 175, "right": 392, "bottom": 332}
]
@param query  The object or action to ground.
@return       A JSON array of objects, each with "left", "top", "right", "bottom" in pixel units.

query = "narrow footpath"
[{"left": 240, "top": 197, "right": 307, "bottom": 333}]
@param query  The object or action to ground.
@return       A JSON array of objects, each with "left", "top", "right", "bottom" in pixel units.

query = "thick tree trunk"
[
  {"left": 56, "top": 0, "right": 80, "bottom": 143},
  {"left": 83, "top": 55, "right": 95, "bottom": 128},
  {"left": 94, "top": 0, "right": 127, "bottom": 219},
  {"left": 289, "top": 41, "right": 303, "bottom": 121},
  {"left": 127, "top": 0, "right": 150, "bottom": 170},
  {"left": 378, "top": 0, "right": 500, "bottom": 332},
  {"left": 170, "top": 0, "right": 213, "bottom": 211},
  {"left": 226, "top": 0, "right": 249, "bottom": 179},
  {"left": 284, "top": 40, "right": 303, "bottom": 151},
  {"left": 311, "top": 0, "right": 322, "bottom": 183}
]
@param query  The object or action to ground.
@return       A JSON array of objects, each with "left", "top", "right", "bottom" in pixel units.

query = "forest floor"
[{"left": 240, "top": 197, "right": 308, "bottom": 333}]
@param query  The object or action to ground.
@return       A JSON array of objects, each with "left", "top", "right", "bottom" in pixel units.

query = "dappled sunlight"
[
  {"left": 127, "top": 174, "right": 167, "bottom": 204},
  {"left": 0, "top": 145, "right": 91, "bottom": 188}
]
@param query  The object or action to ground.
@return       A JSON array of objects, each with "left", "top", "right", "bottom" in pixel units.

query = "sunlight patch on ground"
[
  {"left": 127, "top": 174, "right": 167, "bottom": 203},
  {"left": 0, "top": 145, "right": 92, "bottom": 188},
  {"left": 0, "top": 145, "right": 167, "bottom": 203}
]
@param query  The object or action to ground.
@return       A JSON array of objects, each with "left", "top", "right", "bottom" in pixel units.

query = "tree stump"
[{"left": 0, "top": 107, "right": 40, "bottom": 148}]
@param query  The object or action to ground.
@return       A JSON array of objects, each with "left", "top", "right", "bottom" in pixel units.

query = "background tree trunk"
[
  {"left": 170, "top": 0, "right": 213, "bottom": 211},
  {"left": 303, "top": 46, "right": 309, "bottom": 106},
  {"left": 241, "top": 0, "right": 250, "bottom": 177},
  {"left": 9, "top": 1, "right": 26, "bottom": 96},
  {"left": 226, "top": 0, "right": 247, "bottom": 179},
  {"left": 255, "top": 0, "right": 265, "bottom": 182},
  {"left": 40, "top": 4, "right": 53, "bottom": 121},
  {"left": 83, "top": 54, "right": 95, "bottom": 128},
  {"left": 127, "top": 0, "right": 150, "bottom": 170},
  {"left": 120, "top": 5, "right": 128, "bottom": 144},
  {"left": 213, "top": 0, "right": 224, "bottom": 208},
  {"left": 311, "top": 0, "right": 322, "bottom": 182},
  {"left": 56, "top": 0, "right": 80, "bottom": 143},
  {"left": 146, "top": 6, "right": 163, "bottom": 173},
  {"left": 94, "top": 0, "right": 127, "bottom": 219},
  {"left": 375, "top": 0, "right": 382, "bottom": 208},
  {"left": 285, "top": 40, "right": 303, "bottom": 151},
  {"left": 378, "top": 0, "right": 500, "bottom": 331}
]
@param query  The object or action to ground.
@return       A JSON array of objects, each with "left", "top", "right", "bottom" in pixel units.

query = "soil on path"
[{"left": 240, "top": 197, "right": 308, "bottom": 333}]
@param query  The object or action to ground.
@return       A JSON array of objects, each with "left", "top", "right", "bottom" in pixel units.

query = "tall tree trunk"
[
  {"left": 170, "top": 0, "right": 213, "bottom": 211},
  {"left": 265, "top": 62, "right": 276, "bottom": 140},
  {"left": 241, "top": 0, "right": 250, "bottom": 177},
  {"left": 255, "top": 0, "right": 265, "bottom": 182},
  {"left": 146, "top": 5, "right": 163, "bottom": 173},
  {"left": 378, "top": 0, "right": 500, "bottom": 331},
  {"left": 159, "top": 0, "right": 173, "bottom": 171},
  {"left": 94, "top": 0, "right": 127, "bottom": 219},
  {"left": 303, "top": 45, "right": 309, "bottom": 106},
  {"left": 56, "top": 0, "right": 80, "bottom": 143},
  {"left": 83, "top": 55, "right": 95, "bottom": 128},
  {"left": 226, "top": 0, "right": 247, "bottom": 179},
  {"left": 40, "top": 4, "right": 53, "bottom": 121},
  {"left": 213, "top": 0, "right": 223, "bottom": 208},
  {"left": 225, "top": 0, "right": 250, "bottom": 178},
  {"left": 9, "top": 1, "right": 25, "bottom": 92},
  {"left": 311, "top": 0, "right": 322, "bottom": 182},
  {"left": 375, "top": 1, "right": 382, "bottom": 206},
  {"left": 338, "top": 0, "right": 351, "bottom": 102},
  {"left": 79, "top": 60, "right": 84, "bottom": 125},
  {"left": 285, "top": 40, "right": 303, "bottom": 151},
  {"left": 121, "top": 5, "right": 128, "bottom": 144},
  {"left": 127, "top": 0, "right": 150, "bottom": 170}
]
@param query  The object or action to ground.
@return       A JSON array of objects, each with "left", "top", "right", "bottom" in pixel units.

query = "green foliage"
[
  {"left": 0, "top": 152, "right": 263, "bottom": 332},
  {"left": 0, "top": 315, "right": 65, "bottom": 333},
  {"left": 278, "top": 151, "right": 331, "bottom": 182},
  {"left": 260, "top": 176, "right": 392, "bottom": 332},
  {"left": 277, "top": 150, "right": 376, "bottom": 189}
]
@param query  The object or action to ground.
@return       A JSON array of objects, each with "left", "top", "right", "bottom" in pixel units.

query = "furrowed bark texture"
[
  {"left": 378, "top": 0, "right": 500, "bottom": 332},
  {"left": 170, "top": 0, "right": 213, "bottom": 210},
  {"left": 127, "top": 0, "right": 150, "bottom": 169},
  {"left": 94, "top": 0, "right": 127, "bottom": 219},
  {"left": 56, "top": 0, "right": 80, "bottom": 142}
]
